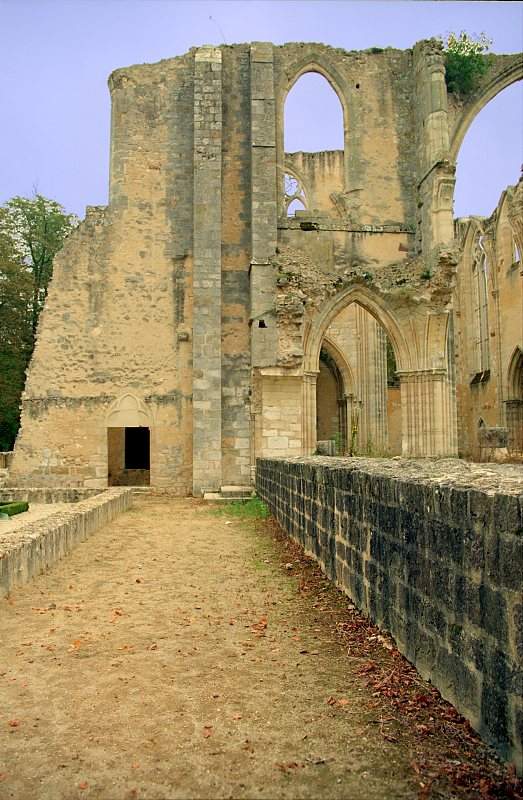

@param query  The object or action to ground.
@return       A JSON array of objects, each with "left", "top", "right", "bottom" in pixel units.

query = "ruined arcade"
[{"left": 8, "top": 39, "right": 523, "bottom": 492}]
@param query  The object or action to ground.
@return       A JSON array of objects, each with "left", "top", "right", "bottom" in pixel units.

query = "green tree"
[
  {"left": 1, "top": 195, "right": 78, "bottom": 336},
  {"left": 0, "top": 195, "right": 78, "bottom": 450},
  {"left": 439, "top": 31, "right": 492, "bottom": 96}
]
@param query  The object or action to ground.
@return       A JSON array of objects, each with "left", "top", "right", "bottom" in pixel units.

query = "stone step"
[
  {"left": 202, "top": 486, "right": 254, "bottom": 502},
  {"left": 220, "top": 485, "right": 254, "bottom": 499}
]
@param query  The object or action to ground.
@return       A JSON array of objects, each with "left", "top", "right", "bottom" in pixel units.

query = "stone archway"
[
  {"left": 449, "top": 60, "right": 523, "bottom": 162},
  {"left": 316, "top": 338, "right": 355, "bottom": 455},
  {"left": 506, "top": 347, "right": 523, "bottom": 457},
  {"left": 302, "top": 286, "right": 456, "bottom": 457}
]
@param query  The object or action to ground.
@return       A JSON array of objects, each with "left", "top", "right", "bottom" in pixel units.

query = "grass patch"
[{"left": 212, "top": 496, "right": 270, "bottom": 520}]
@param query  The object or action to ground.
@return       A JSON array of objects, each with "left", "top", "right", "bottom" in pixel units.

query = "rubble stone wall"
[{"left": 256, "top": 456, "right": 523, "bottom": 769}]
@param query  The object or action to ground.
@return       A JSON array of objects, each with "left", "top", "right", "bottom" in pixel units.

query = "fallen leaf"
[{"left": 276, "top": 761, "right": 303, "bottom": 772}]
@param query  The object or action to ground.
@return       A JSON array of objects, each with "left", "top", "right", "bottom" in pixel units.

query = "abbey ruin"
[{"left": 7, "top": 39, "right": 523, "bottom": 492}]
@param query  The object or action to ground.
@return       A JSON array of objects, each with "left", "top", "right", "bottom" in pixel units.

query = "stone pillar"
[
  {"left": 399, "top": 369, "right": 457, "bottom": 456},
  {"left": 413, "top": 41, "right": 454, "bottom": 252},
  {"left": 505, "top": 400, "right": 523, "bottom": 455},
  {"left": 192, "top": 46, "right": 222, "bottom": 494},
  {"left": 302, "top": 371, "right": 318, "bottom": 456},
  {"left": 250, "top": 43, "right": 278, "bottom": 366}
]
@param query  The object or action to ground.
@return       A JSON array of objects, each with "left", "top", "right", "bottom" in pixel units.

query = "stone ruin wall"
[
  {"left": 7, "top": 39, "right": 523, "bottom": 491},
  {"left": 454, "top": 178, "right": 523, "bottom": 461}
]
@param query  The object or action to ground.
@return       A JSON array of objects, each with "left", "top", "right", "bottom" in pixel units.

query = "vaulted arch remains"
[
  {"left": 300, "top": 285, "right": 456, "bottom": 457},
  {"left": 449, "top": 58, "right": 523, "bottom": 163},
  {"left": 452, "top": 75, "right": 522, "bottom": 217}
]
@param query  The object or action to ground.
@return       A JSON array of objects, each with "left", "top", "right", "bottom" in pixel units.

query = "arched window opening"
[
  {"left": 454, "top": 81, "right": 522, "bottom": 217},
  {"left": 284, "top": 71, "right": 345, "bottom": 214},
  {"left": 287, "top": 198, "right": 306, "bottom": 216},
  {"left": 316, "top": 302, "right": 402, "bottom": 456},
  {"left": 284, "top": 173, "right": 308, "bottom": 216},
  {"left": 471, "top": 237, "right": 490, "bottom": 376},
  {"left": 513, "top": 238, "right": 521, "bottom": 266}
]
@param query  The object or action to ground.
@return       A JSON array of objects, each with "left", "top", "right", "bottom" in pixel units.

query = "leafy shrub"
[{"left": 439, "top": 31, "right": 492, "bottom": 95}]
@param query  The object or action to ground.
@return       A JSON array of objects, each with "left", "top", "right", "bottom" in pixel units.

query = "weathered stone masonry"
[
  {"left": 7, "top": 41, "right": 522, "bottom": 491},
  {"left": 256, "top": 456, "right": 523, "bottom": 769}
]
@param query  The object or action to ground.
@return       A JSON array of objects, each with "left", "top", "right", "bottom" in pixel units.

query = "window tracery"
[{"left": 284, "top": 173, "right": 308, "bottom": 216}]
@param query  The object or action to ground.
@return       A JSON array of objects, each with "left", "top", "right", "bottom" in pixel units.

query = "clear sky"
[{"left": 0, "top": 0, "right": 521, "bottom": 219}]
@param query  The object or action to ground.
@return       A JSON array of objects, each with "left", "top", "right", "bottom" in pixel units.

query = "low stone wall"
[
  {"left": 0, "top": 488, "right": 133, "bottom": 597},
  {"left": 256, "top": 457, "right": 523, "bottom": 771},
  {"left": 0, "top": 487, "right": 102, "bottom": 504}
]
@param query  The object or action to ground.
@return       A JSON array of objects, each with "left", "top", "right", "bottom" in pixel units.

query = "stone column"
[
  {"left": 192, "top": 46, "right": 223, "bottom": 494},
  {"left": 302, "top": 371, "right": 318, "bottom": 456},
  {"left": 413, "top": 41, "right": 454, "bottom": 252},
  {"left": 250, "top": 43, "right": 278, "bottom": 366},
  {"left": 399, "top": 369, "right": 457, "bottom": 456}
]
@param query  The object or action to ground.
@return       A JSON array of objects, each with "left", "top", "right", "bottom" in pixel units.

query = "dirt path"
[{"left": 0, "top": 499, "right": 512, "bottom": 800}]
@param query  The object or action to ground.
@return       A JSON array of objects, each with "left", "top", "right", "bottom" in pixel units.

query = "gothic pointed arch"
[
  {"left": 321, "top": 335, "right": 355, "bottom": 395},
  {"left": 106, "top": 394, "right": 151, "bottom": 428},
  {"left": 507, "top": 346, "right": 523, "bottom": 400},
  {"left": 449, "top": 58, "right": 523, "bottom": 161},
  {"left": 303, "top": 286, "right": 411, "bottom": 375},
  {"left": 277, "top": 53, "right": 349, "bottom": 199}
]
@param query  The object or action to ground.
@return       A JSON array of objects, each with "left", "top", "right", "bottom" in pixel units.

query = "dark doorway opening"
[
  {"left": 125, "top": 427, "right": 150, "bottom": 469},
  {"left": 108, "top": 426, "right": 150, "bottom": 486}
]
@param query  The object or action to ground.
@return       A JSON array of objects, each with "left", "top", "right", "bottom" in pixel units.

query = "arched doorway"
[
  {"left": 106, "top": 394, "right": 152, "bottom": 486},
  {"left": 303, "top": 284, "right": 456, "bottom": 457},
  {"left": 316, "top": 303, "right": 402, "bottom": 456},
  {"left": 506, "top": 348, "right": 523, "bottom": 458},
  {"left": 316, "top": 343, "right": 349, "bottom": 455}
]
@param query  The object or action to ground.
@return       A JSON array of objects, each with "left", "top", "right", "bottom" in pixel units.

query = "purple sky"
[{"left": 0, "top": 0, "right": 521, "bottom": 219}]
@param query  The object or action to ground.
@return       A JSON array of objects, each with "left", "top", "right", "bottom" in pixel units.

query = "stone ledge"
[
  {"left": 0, "top": 488, "right": 133, "bottom": 598},
  {"left": 260, "top": 455, "right": 523, "bottom": 495},
  {"left": 0, "top": 487, "right": 103, "bottom": 504}
]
